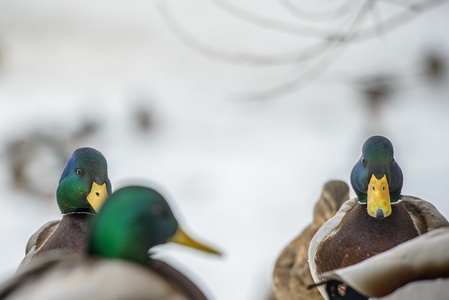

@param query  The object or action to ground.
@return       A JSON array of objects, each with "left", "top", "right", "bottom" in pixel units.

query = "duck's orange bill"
[
  {"left": 87, "top": 182, "right": 108, "bottom": 212},
  {"left": 170, "top": 226, "right": 221, "bottom": 256},
  {"left": 367, "top": 174, "right": 391, "bottom": 219}
]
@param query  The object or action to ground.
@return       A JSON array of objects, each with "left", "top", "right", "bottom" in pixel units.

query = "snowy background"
[{"left": 1, "top": 1, "right": 449, "bottom": 299}]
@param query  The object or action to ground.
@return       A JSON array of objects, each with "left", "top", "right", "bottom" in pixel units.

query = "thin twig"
[
  {"left": 277, "top": 0, "right": 355, "bottom": 23},
  {"left": 155, "top": 0, "right": 333, "bottom": 66},
  {"left": 208, "top": 0, "right": 448, "bottom": 42},
  {"left": 243, "top": 1, "right": 373, "bottom": 100},
  {"left": 156, "top": 0, "right": 449, "bottom": 99},
  {"left": 207, "top": 0, "right": 328, "bottom": 39},
  {"left": 339, "top": 0, "right": 449, "bottom": 42}
]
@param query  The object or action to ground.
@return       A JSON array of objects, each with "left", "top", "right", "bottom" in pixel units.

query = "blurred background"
[{"left": 0, "top": 0, "right": 448, "bottom": 299}]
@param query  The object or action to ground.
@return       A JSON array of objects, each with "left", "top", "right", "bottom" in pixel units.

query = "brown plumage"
[
  {"left": 272, "top": 180, "right": 349, "bottom": 300},
  {"left": 309, "top": 196, "right": 449, "bottom": 297},
  {"left": 314, "top": 201, "right": 418, "bottom": 275},
  {"left": 151, "top": 259, "right": 208, "bottom": 300},
  {"left": 318, "top": 227, "right": 449, "bottom": 299},
  {"left": 17, "top": 214, "right": 92, "bottom": 272}
]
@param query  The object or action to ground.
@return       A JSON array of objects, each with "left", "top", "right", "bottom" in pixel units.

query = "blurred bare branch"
[
  {"left": 376, "top": 0, "right": 424, "bottom": 9},
  {"left": 206, "top": 0, "right": 448, "bottom": 43},
  {"left": 243, "top": 1, "right": 374, "bottom": 100},
  {"left": 207, "top": 0, "right": 331, "bottom": 39},
  {"left": 156, "top": 0, "right": 447, "bottom": 65},
  {"left": 339, "top": 0, "right": 449, "bottom": 42},
  {"left": 156, "top": 0, "right": 449, "bottom": 99},
  {"left": 155, "top": 1, "right": 333, "bottom": 66},
  {"left": 277, "top": 0, "right": 354, "bottom": 22}
]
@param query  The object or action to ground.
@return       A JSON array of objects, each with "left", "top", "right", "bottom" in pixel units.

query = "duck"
[
  {"left": 315, "top": 227, "right": 449, "bottom": 300},
  {"left": 17, "top": 147, "right": 112, "bottom": 272},
  {"left": 308, "top": 136, "right": 449, "bottom": 298},
  {"left": 0, "top": 186, "right": 220, "bottom": 300},
  {"left": 272, "top": 180, "right": 350, "bottom": 300}
]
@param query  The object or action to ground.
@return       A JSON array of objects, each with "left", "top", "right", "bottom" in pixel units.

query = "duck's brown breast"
[
  {"left": 37, "top": 213, "right": 91, "bottom": 257},
  {"left": 315, "top": 202, "right": 418, "bottom": 275}
]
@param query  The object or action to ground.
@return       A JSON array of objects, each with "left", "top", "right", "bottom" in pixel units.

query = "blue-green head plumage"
[
  {"left": 88, "top": 186, "right": 221, "bottom": 265},
  {"left": 56, "top": 147, "right": 111, "bottom": 214},
  {"left": 350, "top": 136, "right": 403, "bottom": 204}
]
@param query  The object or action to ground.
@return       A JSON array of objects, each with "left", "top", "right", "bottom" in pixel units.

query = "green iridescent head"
[
  {"left": 88, "top": 186, "right": 220, "bottom": 264},
  {"left": 56, "top": 147, "right": 111, "bottom": 214},
  {"left": 350, "top": 136, "right": 403, "bottom": 219}
]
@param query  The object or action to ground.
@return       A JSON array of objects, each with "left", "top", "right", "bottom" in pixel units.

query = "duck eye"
[
  {"left": 361, "top": 157, "right": 366, "bottom": 165},
  {"left": 75, "top": 168, "right": 83, "bottom": 176},
  {"left": 151, "top": 203, "right": 167, "bottom": 217}
]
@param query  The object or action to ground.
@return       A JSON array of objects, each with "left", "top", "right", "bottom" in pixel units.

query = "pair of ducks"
[
  {"left": 273, "top": 136, "right": 449, "bottom": 300},
  {"left": 1, "top": 148, "right": 220, "bottom": 299}
]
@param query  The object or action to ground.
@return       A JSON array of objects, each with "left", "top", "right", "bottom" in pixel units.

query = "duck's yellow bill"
[
  {"left": 170, "top": 226, "right": 221, "bottom": 256},
  {"left": 87, "top": 182, "right": 108, "bottom": 212},
  {"left": 367, "top": 174, "right": 391, "bottom": 219}
]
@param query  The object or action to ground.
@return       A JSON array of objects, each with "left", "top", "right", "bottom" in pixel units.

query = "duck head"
[
  {"left": 350, "top": 136, "right": 403, "bottom": 219},
  {"left": 56, "top": 147, "right": 111, "bottom": 214},
  {"left": 88, "top": 186, "right": 221, "bottom": 264}
]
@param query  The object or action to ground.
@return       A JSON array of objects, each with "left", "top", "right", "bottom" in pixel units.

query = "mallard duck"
[
  {"left": 0, "top": 186, "right": 220, "bottom": 300},
  {"left": 17, "top": 147, "right": 111, "bottom": 271},
  {"left": 316, "top": 227, "right": 449, "bottom": 299},
  {"left": 308, "top": 136, "right": 449, "bottom": 297},
  {"left": 272, "top": 180, "right": 350, "bottom": 300}
]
